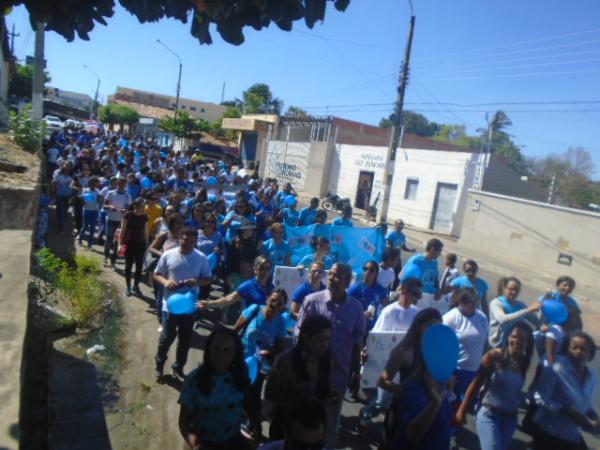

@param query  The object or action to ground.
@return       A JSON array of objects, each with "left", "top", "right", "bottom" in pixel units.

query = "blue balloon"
[
  {"left": 422, "top": 324, "right": 459, "bottom": 383},
  {"left": 281, "top": 311, "right": 296, "bottom": 330},
  {"left": 207, "top": 176, "right": 217, "bottom": 185},
  {"left": 542, "top": 300, "right": 568, "bottom": 324},
  {"left": 166, "top": 290, "right": 197, "bottom": 315},
  {"left": 245, "top": 356, "right": 259, "bottom": 384},
  {"left": 207, "top": 194, "right": 216, "bottom": 203},
  {"left": 83, "top": 193, "right": 95, "bottom": 203},
  {"left": 401, "top": 264, "right": 422, "bottom": 282},
  {"left": 141, "top": 177, "right": 152, "bottom": 190},
  {"left": 207, "top": 253, "right": 218, "bottom": 271},
  {"left": 285, "top": 195, "right": 297, "bottom": 206}
]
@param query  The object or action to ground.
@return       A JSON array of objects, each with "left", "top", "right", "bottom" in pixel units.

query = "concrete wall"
[
  {"left": 459, "top": 190, "right": 600, "bottom": 290},
  {"left": 331, "top": 144, "right": 477, "bottom": 235}
]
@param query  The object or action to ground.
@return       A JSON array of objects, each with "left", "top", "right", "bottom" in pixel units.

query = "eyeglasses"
[
  {"left": 363, "top": 267, "right": 376, "bottom": 272},
  {"left": 310, "top": 270, "right": 324, "bottom": 275}
]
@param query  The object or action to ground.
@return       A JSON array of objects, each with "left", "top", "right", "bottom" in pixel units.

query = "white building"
[{"left": 262, "top": 117, "right": 484, "bottom": 236}]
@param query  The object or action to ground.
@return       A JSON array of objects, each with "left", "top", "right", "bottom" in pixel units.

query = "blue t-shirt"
[
  {"left": 236, "top": 277, "right": 275, "bottom": 307},
  {"left": 127, "top": 183, "right": 141, "bottom": 200},
  {"left": 332, "top": 217, "right": 353, "bottom": 227},
  {"left": 282, "top": 208, "right": 299, "bottom": 227},
  {"left": 386, "top": 230, "right": 406, "bottom": 248},
  {"left": 451, "top": 276, "right": 489, "bottom": 305},
  {"left": 298, "top": 207, "right": 317, "bottom": 226},
  {"left": 178, "top": 368, "right": 245, "bottom": 444},
  {"left": 389, "top": 378, "right": 451, "bottom": 450},
  {"left": 241, "top": 305, "right": 286, "bottom": 358},
  {"left": 196, "top": 230, "right": 224, "bottom": 256},
  {"left": 291, "top": 281, "right": 325, "bottom": 305},
  {"left": 261, "top": 238, "right": 290, "bottom": 267},
  {"left": 403, "top": 254, "right": 439, "bottom": 294},
  {"left": 298, "top": 253, "right": 334, "bottom": 270},
  {"left": 347, "top": 281, "right": 388, "bottom": 329}
]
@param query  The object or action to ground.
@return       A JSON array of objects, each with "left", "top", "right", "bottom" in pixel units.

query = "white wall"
[
  {"left": 264, "top": 141, "right": 310, "bottom": 191},
  {"left": 333, "top": 144, "right": 476, "bottom": 234}
]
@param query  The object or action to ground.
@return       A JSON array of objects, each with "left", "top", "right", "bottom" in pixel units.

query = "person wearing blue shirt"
[
  {"left": 222, "top": 198, "right": 255, "bottom": 242},
  {"left": 332, "top": 205, "right": 353, "bottom": 227},
  {"left": 298, "top": 237, "right": 334, "bottom": 270},
  {"left": 256, "top": 194, "right": 275, "bottom": 229},
  {"left": 297, "top": 198, "right": 319, "bottom": 226},
  {"left": 200, "top": 256, "right": 274, "bottom": 311},
  {"left": 290, "top": 262, "right": 326, "bottom": 319},
  {"left": 276, "top": 183, "right": 296, "bottom": 209},
  {"left": 401, "top": 238, "right": 444, "bottom": 310},
  {"left": 538, "top": 275, "right": 581, "bottom": 318},
  {"left": 282, "top": 200, "right": 299, "bottom": 227},
  {"left": 449, "top": 260, "right": 490, "bottom": 317},
  {"left": 348, "top": 261, "right": 388, "bottom": 330},
  {"left": 167, "top": 167, "right": 191, "bottom": 192},
  {"left": 260, "top": 223, "right": 291, "bottom": 267},
  {"left": 234, "top": 289, "right": 288, "bottom": 438},
  {"left": 386, "top": 219, "right": 416, "bottom": 289}
]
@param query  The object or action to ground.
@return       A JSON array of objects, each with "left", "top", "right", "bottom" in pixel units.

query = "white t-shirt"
[
  {"left": 103, "top": 189, "right": 131, "bottom": 222},
  {"left": 377, "top": 266, "right": 395, "bottom": 291},
  {"left": 47, "top": 147, "right": 59, "bottom": 163},
  {"left": 372, "top": 302, "right": 419, "bottom": 333},
  {"left": 154, "top": 247, "right": 212, "bottom": 312},
  {"left": 443, "top": 307, "right": 489, "bottom": 371}
]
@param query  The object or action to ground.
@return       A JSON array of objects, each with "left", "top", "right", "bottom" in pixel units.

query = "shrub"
[
  {"left": 8, "top": 104, "right": 45, "bottom": 153},
  {"left": 35, "top": 248, "right": 105, "bottom": 328}
]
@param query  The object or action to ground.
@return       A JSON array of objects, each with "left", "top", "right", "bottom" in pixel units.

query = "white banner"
[{"left": 361, "top": 331, "right": 406, "bottom": 389}]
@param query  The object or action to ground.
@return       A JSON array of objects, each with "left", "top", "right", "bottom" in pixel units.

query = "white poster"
[
  {"left": 272, "top": 266, "right": 356, "bottom": 307},
  {"left": 361, "top": 331, "right": 406, "bottom": 389}
]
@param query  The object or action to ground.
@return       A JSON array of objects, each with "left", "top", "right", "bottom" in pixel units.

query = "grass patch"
[{"left": 34, "top": 248, "right": 105, "bottom": 328}]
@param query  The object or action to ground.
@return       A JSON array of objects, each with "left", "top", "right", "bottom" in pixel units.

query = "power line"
[
  {"left": 294, "top": 29, "right": 403, "bottom": 50},
  {"left": 412, "top": 26, "right": 600, "bottom": 63},
  {"left": 422, "top": 67, "right": 600, "bottom": 82}
]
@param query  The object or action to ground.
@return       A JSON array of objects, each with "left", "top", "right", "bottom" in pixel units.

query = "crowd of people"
[{"left": 43, "top": 128, "right": 598, "bottom": 450}]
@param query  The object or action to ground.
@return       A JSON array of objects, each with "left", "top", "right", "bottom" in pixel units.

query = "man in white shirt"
[
  {"left": 154, "top": 227, "right": 213, "bottom": 381},
  {"left": 102, "top": 177, "right": 131, "bottom": 267},
  {"left": 377, "top": 248, "right": 399, "bottom": 292},
  {"left": 357, "top": 278, "right": 423, "bottom": 434}
]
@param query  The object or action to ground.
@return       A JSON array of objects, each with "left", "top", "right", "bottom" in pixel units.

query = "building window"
[
  {"left": 404, "top": 178, "right": 419, "bottom": 200},
  {"left": 201, "top": 108, "right": 205, "bottom": 113},
  {"left": 171, "top": 103, "right": 176, "bottom": 108},
  {"left": 190, "top": 106, "right": 196, "bottom": 111},
  {"left": 181, "top": 105, "right": 186, "bottom": 109}
]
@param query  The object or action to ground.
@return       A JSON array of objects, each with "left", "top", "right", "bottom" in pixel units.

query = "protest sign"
[
  {"left": 361, "top": 331, "right": 406, "bottom": 389},
  {"left": 273, "top": 266, "right": 356, "bottom": 305}
]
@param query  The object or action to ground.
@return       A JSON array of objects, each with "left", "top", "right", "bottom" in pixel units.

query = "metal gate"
[{"left": 430, "top": 183, "right": 458, "bottom": 233}]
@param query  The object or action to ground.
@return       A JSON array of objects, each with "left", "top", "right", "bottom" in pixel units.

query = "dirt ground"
[{"left": 0, "top": 133, "right": 41, "bottom": 189}]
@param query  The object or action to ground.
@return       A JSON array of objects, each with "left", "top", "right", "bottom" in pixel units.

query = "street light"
[
  {"left": 83, "top": 64, "right": 100, "bottom": 119},
  {"left": 156, "top": 38, "right": 182, "bottom": 119}
]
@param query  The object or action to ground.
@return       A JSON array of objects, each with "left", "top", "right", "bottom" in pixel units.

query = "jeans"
[
  {"left": 325, "top": 394, "right": 344, "bottom": 449},
  {"left": 476, "top": 406, "right": 518, "bottom": 450},
  {"left": 104, "top": 219, "right": 120, "bottom": 264},
  {"left": 154, "top": 284, "right": 164, "bottom": 323},
  {"left": 124, "top": 242, "right": 146, "bottom": 289},
  {"left": 73, "top": 196, "right": 83, "bottom": 232},
  {"left": 360, "top": 387, "right": 391, "bottom": 423},
  {"left": 155, "top": 312, "right": 195, "bottom": 371},
  {"left": 78, "top": 210, "right": 99, "bottom": 247},
  {"left": 55, "top": 195, "right": 70, "bottom": 232},
  {"left": 97, "top": 211, "right": 107, "bottom": 240}
]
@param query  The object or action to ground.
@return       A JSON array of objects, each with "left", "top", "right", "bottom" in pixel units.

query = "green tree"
[
  {"left": 9, "top": 64, "right": 51, "bottom": 100},
  {"left": 159, "top": 111, "right": 211, "bottom": 145},
  {"left": 242, "top": 83, "right": 283, "bottom": 114},
  {"left": 11, "top": 0, "right": 351, "bottom": 46},
  {"left": 99, "top": 104, "right": 139, "bottom": 133},
  {"left": 433, "top": 124, "right": 482, "bottom": 150},
  {"left": 286, "top": 106, "right": 309, "bottom": 119},
  {"left": 379, "top": 111, "right": 440, "bottom": 137},
  {"left": 527, "top": 147, "right": 600, "bottom": 208}
]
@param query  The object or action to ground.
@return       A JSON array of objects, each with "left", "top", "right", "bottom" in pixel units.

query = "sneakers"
[
  {"left": 132, "top": 285, "right": 142, "bottom": 297},
  {"left": 155, "top": 366, "right": 163, "bottom": 381},
  {"left": 125, "top": 288, "right": 132, "bottom": 297},
  {"left": 172, "top": 367, "right": 186, "bottom": 383}
]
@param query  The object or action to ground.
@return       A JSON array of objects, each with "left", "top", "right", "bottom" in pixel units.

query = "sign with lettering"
[
  {"left": 361, "top": 331, "right": 406, "bottom": 388},
  {"left": 355, "top": 152, "right": 386, "bottom": 170},
  {"left": 265, "top": 141, "right": 310, "bottom": 190}
]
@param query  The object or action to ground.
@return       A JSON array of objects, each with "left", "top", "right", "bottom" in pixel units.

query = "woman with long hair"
[
  {"left": 119, "top": 197, "right": 148, "bottom": 297},
  {"left": 297, "top": 236, "right": 334, "bottom": 270},
  {"left": 197, "top": 212, "right": 224, "bottom": 299},
  {"left": 448, "top": 259, "right": 490, "bottom": 317},
  {"left": 456, "top": 322, "right": 535, "bottom": 450},
  {"left": 530, "top": 331, "right": 599, "bottom": 450},
  {"left": 178, "top": 328, "right": 253, "bottom": 450},
  {"left": 265, "top": 314, "right": 334, "bottom": 440}
]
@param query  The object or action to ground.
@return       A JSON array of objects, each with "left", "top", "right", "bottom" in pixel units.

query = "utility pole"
[
  {"left": 221, "top": 82, "right": 226, "bottom": 104},
  {"left": 8, "top": 24, "right": 19, "bottom": 57},
  {"left": 31, "top": 22, "right": 45, "bottom": 121},
  {"left": 378, "top": 14, "right": 415, "bottom": 224},
  {"left": 83, "top": 65, "right": 101, "bottom": 119},
  {"left": 548, "top": 174, "right": 556, "bottom": 204},
  {"left": 157, "top": 39, "right": 182, "bottom": 119}
]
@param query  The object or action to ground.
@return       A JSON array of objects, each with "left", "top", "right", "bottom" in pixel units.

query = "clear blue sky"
[{"left": 6, "top": 0, "right": 600, "bottom": 178}]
